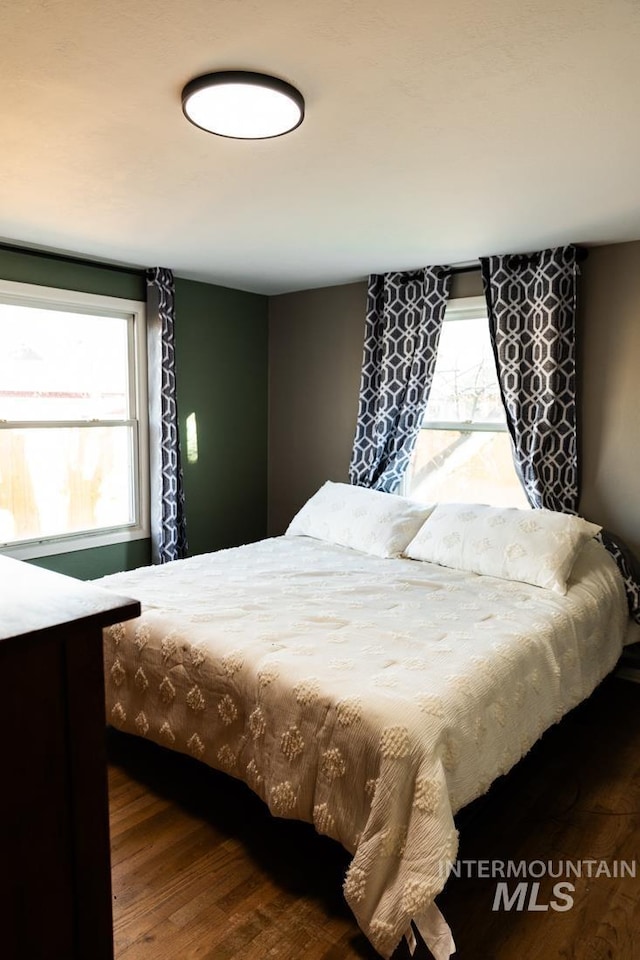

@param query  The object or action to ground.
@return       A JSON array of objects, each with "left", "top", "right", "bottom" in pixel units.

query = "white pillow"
[
  {"left": 286, "top": 481, "right": 435, "bottom": 558},
  {"left": 404, "top": 503, "right": 601, "bottom": 594}
]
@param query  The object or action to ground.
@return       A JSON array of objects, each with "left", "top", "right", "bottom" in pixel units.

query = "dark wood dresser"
[{"left": 0, "top": 556, "right": 140, "bottom": 960}]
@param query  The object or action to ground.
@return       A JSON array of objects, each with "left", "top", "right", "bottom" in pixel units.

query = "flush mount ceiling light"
[{"left": 181, "top": 70, "right": 305, "bottom": 139}]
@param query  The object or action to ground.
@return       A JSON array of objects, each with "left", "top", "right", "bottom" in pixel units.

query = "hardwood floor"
[{"left": 109, "top": 676, "right": 640, "bottom": 960}]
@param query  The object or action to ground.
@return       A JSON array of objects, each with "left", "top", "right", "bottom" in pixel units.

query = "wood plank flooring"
[{"left": 109, "top": 676, "right": 640, "bottom": 960}]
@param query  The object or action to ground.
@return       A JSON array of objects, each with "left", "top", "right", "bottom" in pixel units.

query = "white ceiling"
[{"left": 2, "top": 0, "right": 640, "bottom": 295}]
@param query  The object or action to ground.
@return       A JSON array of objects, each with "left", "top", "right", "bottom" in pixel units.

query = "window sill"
[{"left": 0, "top": 525, "right": 150, "bottom": 561}]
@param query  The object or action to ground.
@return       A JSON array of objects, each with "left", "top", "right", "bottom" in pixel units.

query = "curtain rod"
[
  {"left": 0, "top": 240, "right": 147, "bottom": 278},
  {"left": 446, "top": 248, "right": 588, "bottom": 275},
  {"left": 447, "top": 263, "right": 480, "bottom": 275},
  {"left": 0, "top": 241, "right": 589, "bottom": 286}
]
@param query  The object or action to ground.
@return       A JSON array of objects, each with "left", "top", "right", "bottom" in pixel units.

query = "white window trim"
[
  {"left": 0, "top": 278, "right": 149, "bottom": 560},
  {"left": 400, "top": 294, "right": 507, "bottom": 499},
  {"left": 420, "top": 294, "right": 507, "bottom": 434},
  {"left": 440, "top": 294, "right": 487, "bottom": 322}
]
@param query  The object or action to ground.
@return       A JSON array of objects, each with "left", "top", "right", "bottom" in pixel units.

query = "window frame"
[
  {"left": 402, "top": 294, "right": 528, "bottom": 505},
  {"left": 0, "top": 278, "right": 149, "bottom": 560},
  {"left": 420, "top": 295, "right": 507, "bottom": 435}
]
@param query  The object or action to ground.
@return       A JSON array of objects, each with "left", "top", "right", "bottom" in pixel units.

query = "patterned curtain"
[
  {"left": 600, "top": 531, "right": 640, "bottom": 624},
  {"left": 146, "top": 268, "right": 188, "bottom": 563},
  {"left": 481, "top": 247, "right": 640, "bottom": 622},
  {"left": 480, "top": 246, "right": 580, "bottom": 513},
  {"left": 349, "top": 268, "right": 452, "bottom": 493}
]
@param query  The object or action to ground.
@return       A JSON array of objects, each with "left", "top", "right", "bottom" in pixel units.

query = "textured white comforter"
[{"left": 98, "top": 535, "right": 628, "bottom": 958}]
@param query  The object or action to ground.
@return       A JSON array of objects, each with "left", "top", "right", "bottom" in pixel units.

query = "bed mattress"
[{"left": 98, "top": 535, "right": 628, "bottom": 959}]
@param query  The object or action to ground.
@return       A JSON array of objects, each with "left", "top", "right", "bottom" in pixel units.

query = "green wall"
[
  {"left": 28, "top": 540, "right": 151, "bottom": 579},
  {"left": 0, "top": 248, "right": 145, "bottom": 301},
  {"left": 0, "top": 247, "right": 268, "bottom": 579},
  {"left": 174, "top": 277, "right": 268, "bottom": 556}
]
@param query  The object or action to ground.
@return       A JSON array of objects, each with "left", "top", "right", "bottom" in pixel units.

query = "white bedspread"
[{"left": 98, "top": 536, "right": 628, "bottom": 958}]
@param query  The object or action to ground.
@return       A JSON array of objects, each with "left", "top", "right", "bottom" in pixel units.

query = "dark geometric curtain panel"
[
  {"left": 146, "top": 267, "right": 188, "bottom": 564},
  {"left": 349, "top": 267, "right": 452, "bottom": 493},
  {"left": 480, "top": 246, "right": 580, "bottom": 514},
  {"left": 599, "top": 531, "right": 640, "bottom": 625}
]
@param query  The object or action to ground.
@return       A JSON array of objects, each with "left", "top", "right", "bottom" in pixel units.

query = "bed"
[{"left": 97, "top": 484, "right": 634, "bottom": 960}]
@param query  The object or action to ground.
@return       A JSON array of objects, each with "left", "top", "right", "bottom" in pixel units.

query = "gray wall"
[
  {"left": 268, "top": 282, "right": 366, "bottom": 535},
  {"left": 267, "top": 270, "right": 483, "bottom": 535},
  {"left": 268, "top": 252, "right": 640, "bottom": 557},
  {"left": 578, "top": 242, "right": 640, "bottom": 556}
]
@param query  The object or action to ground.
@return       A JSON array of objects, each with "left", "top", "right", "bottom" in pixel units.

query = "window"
[
  {"left": 404, "top": 296, "right": 528, "bottom": 508},
  {"left": 0, "top": 279, "right": 149, "bottom": 559}
]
